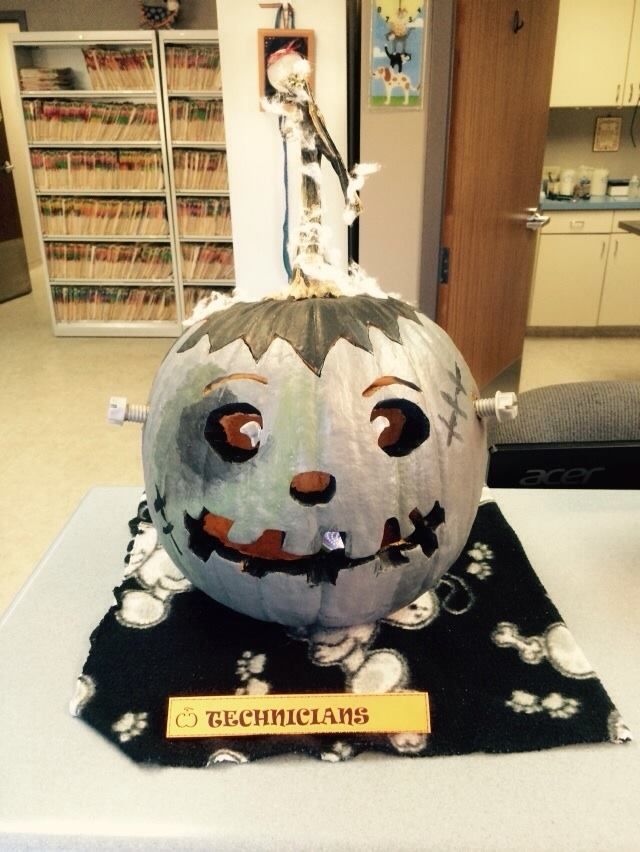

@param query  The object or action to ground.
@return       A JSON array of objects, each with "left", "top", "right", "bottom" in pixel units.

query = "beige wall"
[
  {"left": 545, "top": 107, "right": 640, "bottom": 178},
  {"left": 217, "top": 0, "right": 348, "bottom": 299},
  {"left": 358, "top": 0, "right": 429, "bottom": 306}
]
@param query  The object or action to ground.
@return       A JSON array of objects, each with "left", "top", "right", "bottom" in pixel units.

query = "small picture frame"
[
  {"left": 257, "top": 28, "right": 315, "bottom": 99},
  {"left": 593, "top": 116, "right": 622, "bottom": 152}
]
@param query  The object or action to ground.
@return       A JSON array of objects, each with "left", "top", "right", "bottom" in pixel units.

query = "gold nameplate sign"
[{"left": 166, "top": 692, "right": 430, "bottom": 738}]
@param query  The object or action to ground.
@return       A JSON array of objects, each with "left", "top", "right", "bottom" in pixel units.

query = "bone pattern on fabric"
[{"left": 71, "top": 496, "right": 631, "bottom": 765}]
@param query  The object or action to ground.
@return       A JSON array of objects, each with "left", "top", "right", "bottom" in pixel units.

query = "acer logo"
[{"left": 519, "top": 467, "right": 605, "bottom": 486}]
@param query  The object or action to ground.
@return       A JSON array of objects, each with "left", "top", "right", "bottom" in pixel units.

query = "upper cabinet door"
[
  {"left": 550, "top": 0, "right": 635, "bottom": 107},
  {"left": 625, "top": 2, "right": 640, "bottom": 104}
]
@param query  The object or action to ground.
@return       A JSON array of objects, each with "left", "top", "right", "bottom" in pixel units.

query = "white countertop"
[{"left": 1, "top": 487, "right": 638, "bottom": 851}]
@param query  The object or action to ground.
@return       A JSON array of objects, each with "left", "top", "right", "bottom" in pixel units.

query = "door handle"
[
  {"left": 526, "top": 210, "right": 550, "bottom": 230},
  {"left": 2, "top": 160, "right": 14, "bottom": 174}
]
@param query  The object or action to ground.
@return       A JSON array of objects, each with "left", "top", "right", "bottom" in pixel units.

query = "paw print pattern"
[
  {"left": 320, "top": 741, "right": 354, "bottom": 762},
  {"left": 111, "top": 711, "right": 149, "bottom": 743},
  {"left": 492, "top": 622, "right": 595, "bottom": 679},
  {"left": 235, "top": 651, "right": 270, "bottom": 696},
  {"left": 505, "top": 690, "right": 580, "bottom": 720},
  {"left": 541, "top": 692, "right": 581, "bottom": 719},
  {"left": 466, "top": 541, "right": 494, "bottom": 580},
  {"left": 505, "top": 689, "right": 539, "bottom": 714}
]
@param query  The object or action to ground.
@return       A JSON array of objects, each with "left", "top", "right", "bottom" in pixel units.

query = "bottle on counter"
[{"left": 628, "top": 175, "right": 640, "bottom": 199}]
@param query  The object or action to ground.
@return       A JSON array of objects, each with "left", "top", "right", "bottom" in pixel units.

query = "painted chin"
[{"left": 184, "top": 501, "right": 445, "bottom": 586}]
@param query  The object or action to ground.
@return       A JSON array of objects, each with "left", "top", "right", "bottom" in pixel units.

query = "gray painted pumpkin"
[{"left": 142, "top": 294, "right": 487, "bottom": 628}]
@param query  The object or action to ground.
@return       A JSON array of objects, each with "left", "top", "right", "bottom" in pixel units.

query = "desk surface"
[
  {"left": 618, "top": 220, "right": 640, "bottom": 236},
  {"left": 1, "top": 487, "right": 639, "bottom": 851}
]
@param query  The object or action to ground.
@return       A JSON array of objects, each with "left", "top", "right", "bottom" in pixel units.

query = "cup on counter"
[
  {"left": 591, "top": 168, "right": 609, "bottom": 196},
  {"left": 559, "top": 169, "right": 576, "bottom": 196}
]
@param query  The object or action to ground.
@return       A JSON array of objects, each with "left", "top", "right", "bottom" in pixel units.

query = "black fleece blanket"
[{"left": 70, "top": 495, "right": 631, "bottom": 766}]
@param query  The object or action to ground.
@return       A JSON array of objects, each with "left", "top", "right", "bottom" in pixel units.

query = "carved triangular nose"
[{"left": 290, "top": 471, "right": 336, "bottom": 505}]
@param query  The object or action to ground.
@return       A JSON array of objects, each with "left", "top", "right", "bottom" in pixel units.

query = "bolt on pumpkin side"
[{"left": 135, "top": 48, "right": 503, "bottom": 628}]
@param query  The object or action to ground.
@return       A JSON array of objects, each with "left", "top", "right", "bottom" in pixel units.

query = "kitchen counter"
[{"left": 540, "top": 195, "right": 640, "bottom": 211}]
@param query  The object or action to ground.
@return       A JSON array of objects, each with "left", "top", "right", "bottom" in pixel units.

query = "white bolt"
[
  {"left": 107, "top": 396, "right": 149, "bottom": 426},
  {"left": 474, "top": 391, "right": 518, "bottom": 422}
]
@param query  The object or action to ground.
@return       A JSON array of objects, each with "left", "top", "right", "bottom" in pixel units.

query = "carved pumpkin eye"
[
  {"left": 371, "top": 398, "right": 430, "bottom": 457},
  {"left": 204, "top": 402, "right": 263, "bottom": 463}
]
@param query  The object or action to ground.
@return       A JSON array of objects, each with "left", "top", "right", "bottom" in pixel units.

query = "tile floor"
[{"left": 2, "top": 273, "right": 640, "bottom": 616}]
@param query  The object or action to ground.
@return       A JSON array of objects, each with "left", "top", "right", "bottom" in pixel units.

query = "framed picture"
[
  {"left": 369, "top": 2, "right": 427, "bottom": 109},
  {"left": 257, "top": 29, "right": 315, "bottom": 99},
  {"left": 593, "top": 116, "right": 622, "bottom": 152}
]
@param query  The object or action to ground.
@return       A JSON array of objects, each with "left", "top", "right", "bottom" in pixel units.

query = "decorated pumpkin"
[
  {"left": 142, "top": 294, "right": 487, "bottom": 627},
  {"left": 141, "top": 48, "right": 488, "bottom": 628}
]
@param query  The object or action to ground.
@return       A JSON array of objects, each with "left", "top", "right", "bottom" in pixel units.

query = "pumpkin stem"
[{"left": 264, "top": 56, "right": 372, "bottom": 297}]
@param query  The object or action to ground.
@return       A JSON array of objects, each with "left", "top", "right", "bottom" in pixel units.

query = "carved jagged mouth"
[{"left": 184, "top": 502, "right": 445, "bottom": 586}]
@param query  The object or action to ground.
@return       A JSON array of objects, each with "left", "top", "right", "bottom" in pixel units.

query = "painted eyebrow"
[
  {"left": 362, "top": 375, "right": 421, "bottom": 397},
  {"left": 203, "top": 373, "right": 269, "bottom": 396}
]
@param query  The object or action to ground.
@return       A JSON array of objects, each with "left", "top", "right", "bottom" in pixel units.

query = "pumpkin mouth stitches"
[{"left": 184, "top": 501, "right": 445, "bottom": 585}]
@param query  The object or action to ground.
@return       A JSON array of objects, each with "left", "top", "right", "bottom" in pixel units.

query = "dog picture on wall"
[{"left": 369, "top": 2, "right": 427, "bottom": 108}]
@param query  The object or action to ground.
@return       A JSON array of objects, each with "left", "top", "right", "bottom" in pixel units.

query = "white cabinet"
[
  {"left": 625, "top": 2, "right": 640, "bottom": 105},
  {"left": 550, "top": 0, "right": 637, "bottom": 107},
  {"left": 529, "top": 233, "right": 609, "bottom": 326},
  {"left": 597, "top": 234, "right": 640, "bottom": 324},
  {"left": 528, "top": 210, "right": 640, "bottom": 328}
]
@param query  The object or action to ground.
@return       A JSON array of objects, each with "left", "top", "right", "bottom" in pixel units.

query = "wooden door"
[
  {"left": 437, "top": 0, "right": 559, "bottom": 388},
  {"left": 0, "top": 21, "right": 30, "bottom": 302},
  {"left": 0, "top": 102, "right": 22, "bottom": 243}
]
